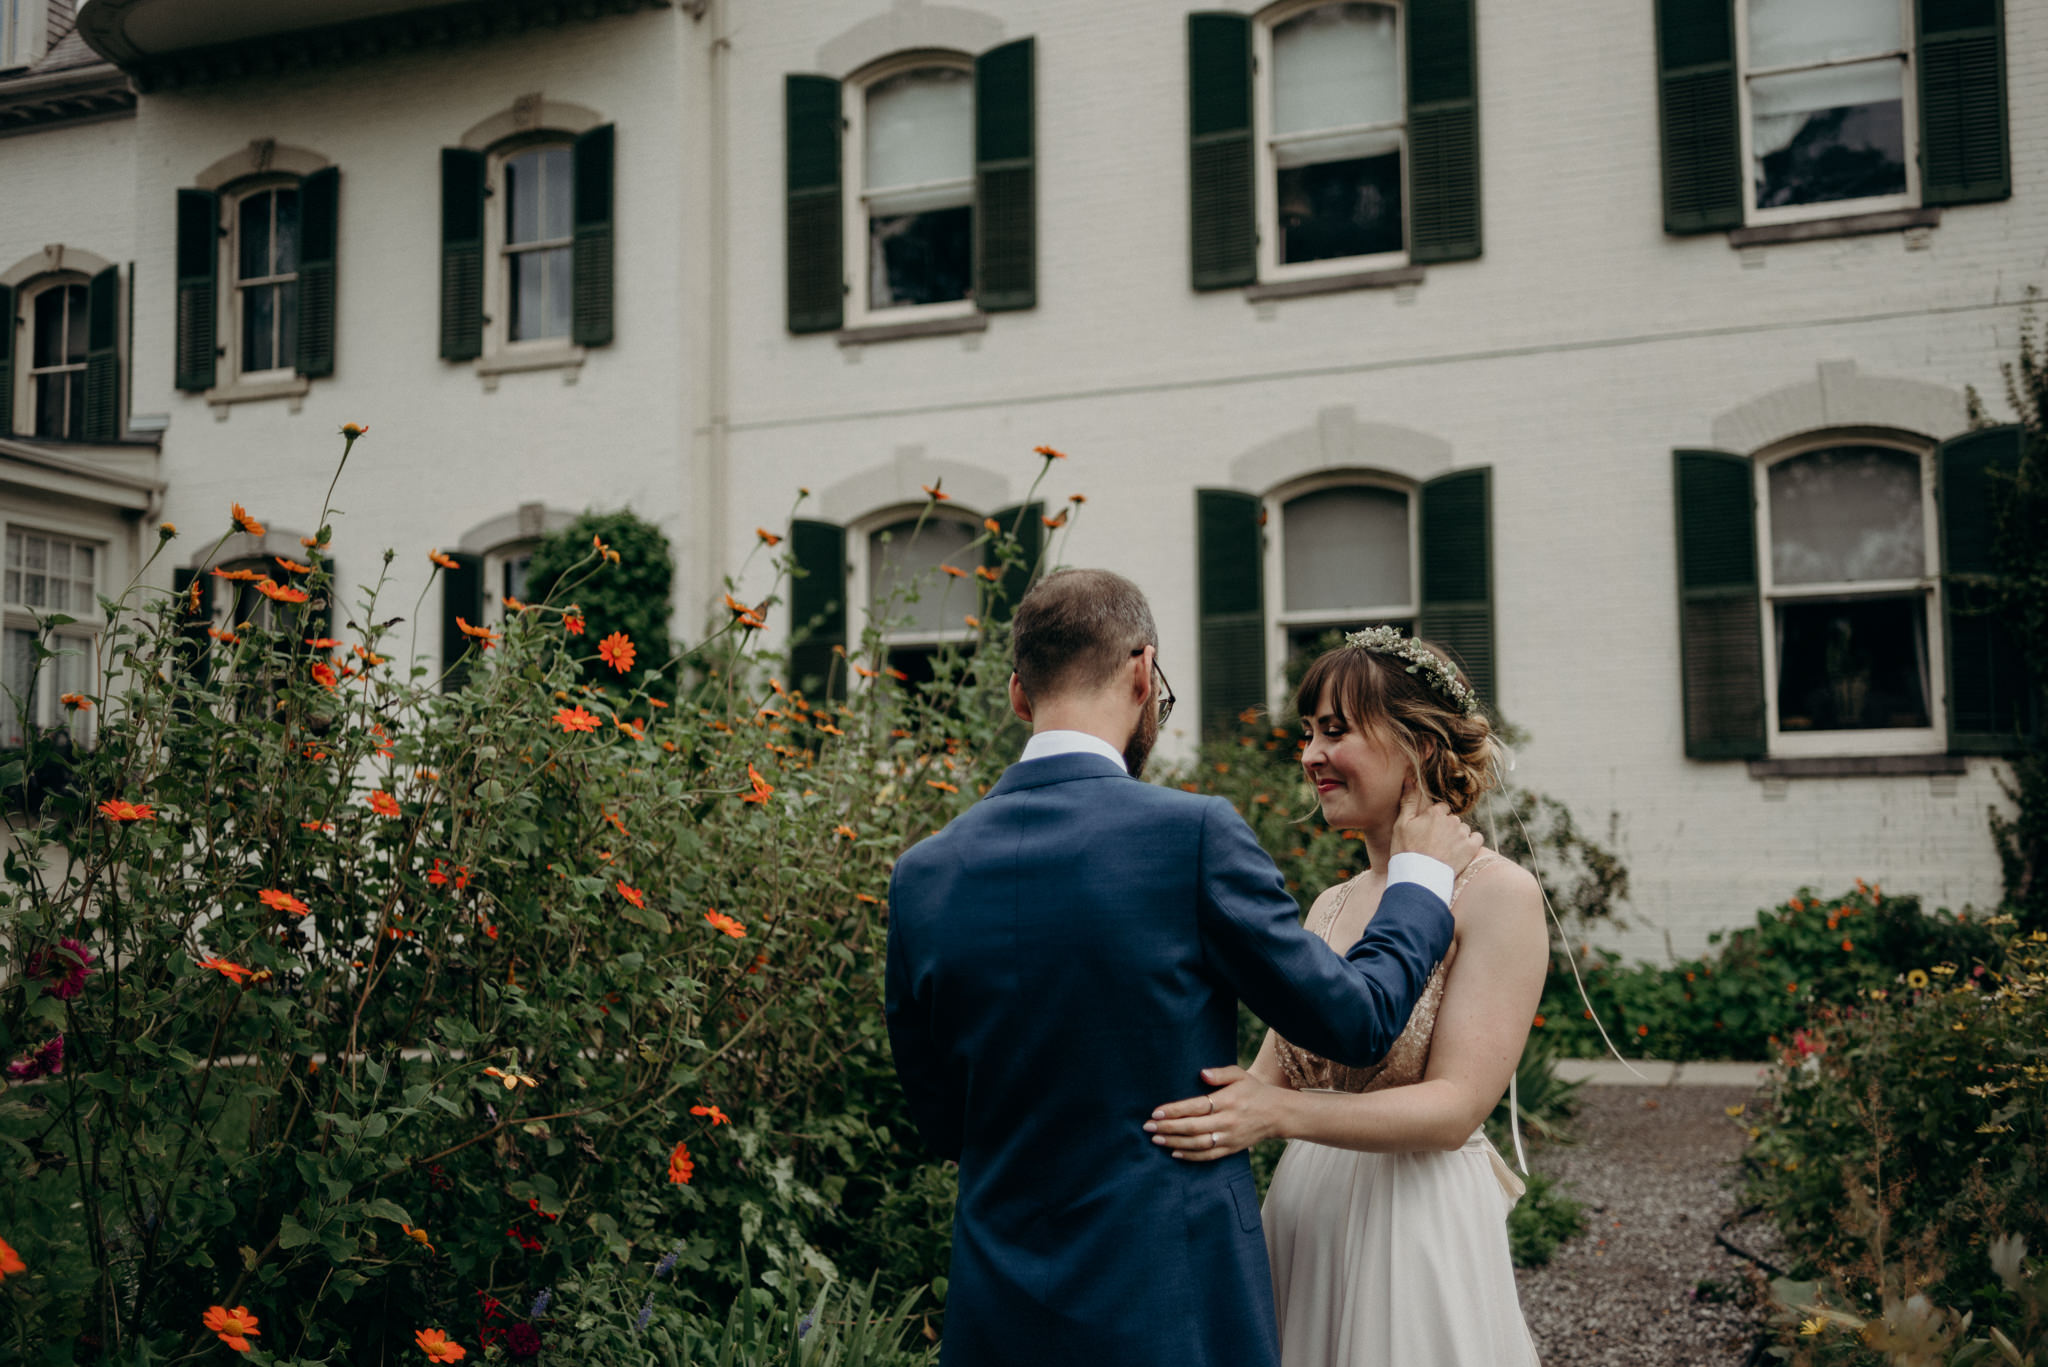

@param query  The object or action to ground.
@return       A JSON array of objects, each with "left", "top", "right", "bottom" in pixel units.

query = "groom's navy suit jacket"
[{"left": 885, "top": 752, "right": 1456, "bottom": 1367}]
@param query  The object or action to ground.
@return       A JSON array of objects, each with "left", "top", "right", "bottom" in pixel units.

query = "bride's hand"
[{"left": 1144, "top": 1066, "right": 1287, "bottom": 1161}]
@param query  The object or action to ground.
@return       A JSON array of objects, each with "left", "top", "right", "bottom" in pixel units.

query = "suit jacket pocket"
[{"left": 1227, "top": 1171, "right": 1262, "bottom": 1234}]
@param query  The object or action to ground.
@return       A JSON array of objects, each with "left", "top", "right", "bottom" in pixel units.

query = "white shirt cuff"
[{"left": 1386, "top": 852, "right": 1455, "bottom": 908}]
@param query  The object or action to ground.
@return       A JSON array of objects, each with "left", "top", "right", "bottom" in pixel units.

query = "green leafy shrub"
[
  {"left": 1507, "top": 1172, "right": 1586, "bottom": 1269},
  {"left": 523, "top": 508, "right": 679, "bottom": 701}
]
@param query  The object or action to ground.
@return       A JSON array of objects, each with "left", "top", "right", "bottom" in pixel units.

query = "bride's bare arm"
[
  {"left": 1147, "top": 861, "right": 1545, "bottom": 1159},
  {"left": 1248, "top": 1028, "right": 1292, "bottom": 1088}
]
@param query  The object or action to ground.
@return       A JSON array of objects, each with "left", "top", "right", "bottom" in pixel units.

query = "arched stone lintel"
[
  {"left": 1229, "top": 405, "right": 1454, "bottom": 494},
  {"left": 1, "top": 246, "right": 118, "bottom": 289},
  {"left": 815, "top": 0, "right": 1004, "bottom": 78},
  {"left": 188, "top": 528, "right": 315, "bottom": 568},
  {"left": 1710, "top": 359, "right": 1970, "bottom": 454},
  {"left": 460, "top": 96, "right": 605, "bottom": 151},
  {"left": 194, "top": 140, "right": 330, "bottom": 191},
  {"left": 810, "top": 449, "right": 1011, "bottom": 525},
  {"left": 457, "top": 503, "right": 578, "bottom": 554}
]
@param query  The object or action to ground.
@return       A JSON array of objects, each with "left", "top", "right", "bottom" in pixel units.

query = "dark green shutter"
[
  {"left": 984, "top": 502, "right": 1044, "bottom": 623},
  {"left": 1197, "top": 488, "right": 1266, "bottom": 736},
  {"left": 786, "top": 75, "right": 844, "bottom": 334},
  {"left": 1187, "top": 13, "right": 1255, "bottom": 291},
  {"left": 1917, "top": 0, "right": 2008, "bottom": 205},
  {"left": 1655, "top": 0, "right": 1742, "bottom": 234},
  {"left": 1937, "top": 425, "right": 2030, "bottom": 751},
  {"left": 440, "top": 552, "right": 484, "bottom": 692},
  {"left": 175, "top": 188, "right": 219, "bottom": 392},
  {"left": 975, "top": 38, "right": 1036, "bottom": 312},
  {"left": 572, "top": 124, "right": 616, "bottom": 347},
  {"left": 439, "top": 148, "right": 486, "bottom": 362},
  {"left": 0, "top": 283, "right": 16, "bottom": 436},
  {"left": 171, "top": 568, "right": 215, "bottom": 684},
  {"left": 82, "top": 266, "right": 121, "bottom": 442},
  {"left": 316, "top": 555, "right": 339, "bottom": 640},
  {"left": 297, "top": 166, "right": 339, "bottom": 379},
  {"left": 789, "top": 519, "right": 847, "bottom": 699},
  {"left": 1406, "top": 0, "right": 1481, "bottom": 263},
  {"left": 1417, "top": 468, "right": 1494, "bottom": 708},
  {"left": 1673, "top": 449, "right": 1766, "bottom": 759}
]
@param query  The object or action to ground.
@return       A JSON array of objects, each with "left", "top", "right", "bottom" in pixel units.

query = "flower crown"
[{"left": 1342, "top": 625, "right": 1482, "bottom": 718}]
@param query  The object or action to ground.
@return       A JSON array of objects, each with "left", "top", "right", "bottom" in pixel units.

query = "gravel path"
[{"left": 1514, "top": 1084, "right": 1783, "bottom": 1366}]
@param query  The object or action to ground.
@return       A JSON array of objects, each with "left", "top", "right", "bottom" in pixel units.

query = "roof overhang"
[
  {"left": 76, "top": 0, "right": 670, "bottom": 89},
  {"left": 0, "top": 438, "right": 164, "bottom": 515},
  {"left": 0, "top": 63, "right": 135, "bottom": 138}
]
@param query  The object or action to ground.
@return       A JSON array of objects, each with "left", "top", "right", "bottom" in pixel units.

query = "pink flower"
[
  {"left": 26, "top": 938, "right": 94, "bottom": 1001},
  {"left": 6, "top": 1035, "right": 64, "bottom": 1081}
]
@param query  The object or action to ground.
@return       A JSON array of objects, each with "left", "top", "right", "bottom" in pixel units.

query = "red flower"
[
  {"left": 597, "top": 631, "right": 635, "bottom": 674},
  {"left": 311, "top": 661, "right": 339, "bottom": 690},
  {"left": 553, "top": 705, "right": 600, "bottom": 734},
  {"left": 616, "top": 881, "right": 645, "bottom": 908},
  {"left": 97, "top": 798, "right": 154, "bottom": 822},
  {"left": 667, "top": 1140, "right": 695, "bottom": 1185},
  {"left": 367, "top": 791, "right": 401, "bottom": 817},
  {"left": 259, "top": 889, "right": 310, "bottom": 918},
  {"left": 704, "top": 911, "right": 747, "bottom": 939},
  {"left": 203, "top": 1305, "right": 261, "bottom": 1352},
  {"left": 198, "top": 958, "right": 253, "bottom": 986},
  {"left": 690, "top": 1103, "right": 730, "bottom": 1126},
  {"left": 0, "top": 1236, "right": 25, "bottom": 1281},
  {"left": 562, "top": 614, "right": 585, "bottom": 635}
]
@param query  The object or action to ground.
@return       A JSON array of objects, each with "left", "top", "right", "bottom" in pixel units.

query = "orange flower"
[
  {"left": 275, "top": 556, "right": 314, "bottom": 574},
  {"left": 415, "top": 1328, "right": 466, "bottom": 1362},
  {"left": 668, "top": 1140, "right": 695, "bottom": 1185},
  {"left": 886, "top": 667, "right": 911, "bottom": 682},
  {"left": 1842, "top": 939, "right": 1854, "bottom": 952},
  {"left": 1532, "top": 1014, "right": 1546, "bottom": 1028},
  {"left": 705, "top": 911, "right": 747, "bottom": 939},
  {"left": 98, "top": 798, "right": 154, "bottom": 821},
  {"left": 203, "top": 1305, "right": 261, "bottom": 1352},
  {"left": 259, "top": 889, "right": 310, "bottom": 918},
  {"left": 1034, "top": 444, "right": 1068, "bottom": 460},
  {"left": 503, "top": 595, "right": 530, "bottom": 612},
  {"left": 367, "top": 791, "right": 401, "bottom": 817},
  {"left": 402, "top": 1224, "right": 435, "bottom": 1254},
  {"left": 306, "top": 636, "right": 342, "bottom": 648},
  {"left": 983, "top": 517, "right": 1002, "bottom": 533},
  {"left": 429, "top": 550, "right": 461, "bottom": 571},
  {"left": 311, "top": 661, "right": 339, "bottom": 690},
  {"left": 563, "top": 614, "right": 585, "bottom": 635},
  {"left": 257, "top": 579, "right": 310, "bottom": 604},
  {"left": 854, "top": 893, "right": 881, "bottom": 905},
  {"left": 301, "top": 820, "right": 333, "bottom": 832},
  {"left": 975, "top": 566, "right": 1001, "bottom": 582},
  {"left": 59, "top": 692, "right": 91, "bottom": 710},
  {"left": 198, "top": 958, "right": 252, "bottom": 986},
  {"left": 927, "top": 780, "right": 959, "bottom": 793},
  {"left": 230, "top": 504, "right": 265, "bottom": 536},
  {"left": 597, "top": 631, "right": 635, "bottom": 674},
  {"left": 1636, "top": 1024, "right": 1649, "bottom": 1037},
  {"left": 922, "top": 481, "right": 950, "bottom": 501},
  {"left": 212, "top": 566, "right": 265, "bottom": 582},
  {"left": 741, "top": 763, "right": 774, "bottom": 805},
  {"left": 963, "top": 615, "right": 981, "bottom": 628},
  {"left": 616, "top": 718, "right": 645, "bottom": 741},
  {"left": 1041, "top": 509, "right": 1069, "bottom": 529},
  {"left": 339, "top": 422, "right": 369, "bottom": 439},
  {"left": 940, "top": 565, "right": 968, "bottom": 578},
  {"left": 756, "top": 528, "right": 782, "bottom": 547},
  {"left": 553, "top": 705, "right": 600, "bottom": 734},
  {"left": 1068, "top": 493, "right": 1087, "bottom": 504},
  {"left": 482, "top": 1066, "right": 537, "bottom": 1089},
  {"left": 0, "top": 1236, "right": 26, "bottom": 1280},
  {"left": 616, "top": 880, "right": 646, "bottom": 908},
  {"left": 691, "top": 1103, "right": 730, "bottom": 1125},
  {"left": 834, "top": 824, "right": 857, "bottom": 839},
  {"left": 353, "top": 644, "right": 387, "bottom": 667},
  {"left": 455, "top": 617, "right": 499, "bottom": 650}
]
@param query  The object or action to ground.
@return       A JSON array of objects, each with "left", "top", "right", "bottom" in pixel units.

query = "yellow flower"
[
  {"left": 1724, "top": 1103, "right": 1744, "bottom": 1118},
  {"left": 1906, "top": 969, "right": 1930, "bottom": 989},
  {"left": 1799, "top": 1316, "right": 1826, "bottom": 1336}
]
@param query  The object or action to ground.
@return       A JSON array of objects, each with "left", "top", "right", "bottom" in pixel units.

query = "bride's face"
[{"left": 1300, "top": 683, "right": 1409, "bottom": 831}]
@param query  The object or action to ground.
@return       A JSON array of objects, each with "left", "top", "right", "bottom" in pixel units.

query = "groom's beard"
[{"left": 1123, "top": 704, "right": 1159, "bottom": 779}]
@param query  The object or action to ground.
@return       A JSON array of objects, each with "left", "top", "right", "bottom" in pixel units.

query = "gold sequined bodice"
[{"left": 1273, "top": 853, "right": 1500, "bottom": 1094}]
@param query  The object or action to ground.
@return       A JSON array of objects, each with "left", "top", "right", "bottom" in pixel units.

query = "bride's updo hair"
[{"left": 1292, "top": 639, "right": 1499, "bottom": 817}]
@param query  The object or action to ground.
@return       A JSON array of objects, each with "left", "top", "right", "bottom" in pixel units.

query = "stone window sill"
[
  {"left": 1746, "top": 753, "right": 1965, "bottom": 780},
  {"left": 206, "top": 375, "right": 311, "bottom": 416},
  {"left": 1244, "top": 264, "right": 1425, "bottom": 303},
  {"left": 476, "top": 345, "right": 585, "bottom": 390},
  {"left": 836, "top": 312, "right": 989, "bottom": 347},
  {"left": 1727, "top": 207, "right": 1939, "bottom": 249}
]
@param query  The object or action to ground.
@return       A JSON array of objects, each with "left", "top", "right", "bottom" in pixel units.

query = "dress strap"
[
  {"left": 1313, "top": 873, "right": 1366, "bottom": 943},
  {"left": 1448, "top": 851, "right": 1503, "bottom": 911}
]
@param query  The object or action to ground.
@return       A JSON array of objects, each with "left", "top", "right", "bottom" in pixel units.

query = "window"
[
  {"left": 1262, "top": 3, "right": 1406, "bottom": 271},
  {"left": 2, "top": 0, "right": 49, "bottom": 70},
  {"left": 484, "top": 544, "right": 535, "bottom": 624},
  {"left": 501, "top": 144, "right": 573, "bottom": 343},
  {"left": 235, "top": 186, "right": 300, "bottom": 375},
  {"left": 1740, "top": 0, "right": 1913, "bottom": 221},
  {"left": 26, "top": 281, "right": 87, "bottom": 439},
  {"left": 866, "top": 513, "right": 979, "bottom": 685},
  {"left": 1760, "top": 443, "right": 1939, "bottom": 749},
  {"left": 174, "top": 163, "right": 337, "bottom": 396},
  {"left": 1271, "top": 483, "right": 1416, "bottom": 659},
  {"left": 853, "top": 61, "right": 976, "bottom": 318},
  {"left": 2, "top": 528, "right": 99, "bottom": 748}
]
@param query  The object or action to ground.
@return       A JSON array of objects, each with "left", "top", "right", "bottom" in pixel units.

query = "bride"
[{"left": 1145, "top": 629, "right": 1547, "bottom": 1365}]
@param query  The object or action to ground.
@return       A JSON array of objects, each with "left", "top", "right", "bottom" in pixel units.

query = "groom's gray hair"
[{"left": 1011, "top": 568, "right": 1158, "bottom": 701}]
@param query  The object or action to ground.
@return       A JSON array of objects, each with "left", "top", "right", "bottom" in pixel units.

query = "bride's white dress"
[{"left": 1263, "top": 853, "right": 1542, "bottom": 1366}]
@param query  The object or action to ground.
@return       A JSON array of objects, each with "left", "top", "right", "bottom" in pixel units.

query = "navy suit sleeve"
[
  {"left": 1195, "top": 799, "right": 1455, "bottom": 1068},
  {"left": 883, "top": 865, "right": 964, "bottom": 1161}
]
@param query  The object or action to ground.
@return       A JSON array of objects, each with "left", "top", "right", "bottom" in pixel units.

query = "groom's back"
[{"left": 888, "top": 755, "right": 1275, "bottom": 1367}]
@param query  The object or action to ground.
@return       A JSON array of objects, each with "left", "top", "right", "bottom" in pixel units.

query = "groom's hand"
[
  {"left": 1390, "top": 780, "right": 1484, "bottom": 877},
  {"left": 1144, "top": 1066, "right": 1289, "bottom": 1162}
]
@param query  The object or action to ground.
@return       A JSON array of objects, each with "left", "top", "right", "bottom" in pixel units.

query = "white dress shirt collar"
[{"left": 1019, "top": 728, "right": 1128, "bottom": 770}]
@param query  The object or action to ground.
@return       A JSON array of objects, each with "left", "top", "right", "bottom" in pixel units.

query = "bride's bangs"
[{"left": 1291, "top": 647, "right": 1393, "bottom": 735}]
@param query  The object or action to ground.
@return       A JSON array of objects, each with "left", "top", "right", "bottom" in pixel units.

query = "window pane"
[
  {"left": 48, "top": 542, "right": 68, "bottom": 577},
  {"left": 272, "top": 188, "right": 301, "bottom": 275},
  {"left": 65, "top": 282, "right": 88, "bottom": 364},
  {"left": 1769, "top": 446, "right": 1923, "bottom": 585},
  {"left": 1279, "top": 150, "right": 1404, "bottom": 263},
  {"left": 4, "top": 627, "right": 38, "bottom": 746},
  {"left": 540, "top": 145, "right": 573, "bottom": 241},
  {"left": 544, "top": 244, "right": 572, "bottom": 339},
  {"left": 502, "top": 554, "right": 532, "bottom": 602},
  {"left": 1272, "top": 2, "right": 1401, "bottom": 135},
  {"left": 1752, "top": 60, "right": 1906, "bottom": 208},
  {"left": 23, "top": 572, "right": 43, "bottom": 607},
  {"left": 510, "top": 249, "right": 571, "bottom": 341},
  {"left": 865, "top": 67, "right": 973, "bottom": 192},
  {"left": 3, "top": 572, "right": 15, "bottom": 603},
  {"left": 32, "top": 287, "right": 63, "bottom": 367},
  {"left": 5, "top": 531, "right": 18, "bottom": 569},
  {"left": 868, "top": 205, "right": 973, "bottom": 308},
  {"left": 1747, "top": 0, "right": 1901, "bottom": 70},
  {"left": 506, "top": 149, "right": 544, "bottom": 245},
  {"left": 66, "top": 368, "right": 85, "bottom": 437},
  {"left": 243, "top": 283, "right": 276, "bottom": 372},
  {"left": 1282, "top": 486, "right": 1411, "bottom": 612},
  {"left": 24, "top": 535, "right": 45, "bottom": 572},
  {"left": 33, "top": 373, "right": 69, "bottom": 439},
  {"left": 1288, "top": 618, "right": 1413, "bottom": 663},
  {"left": 277, "top": 279, "right": 299, "bottom": 372},
  {"left": 1775, "top": 596, "right": 1931, "bottom": 731},
  {"left": 239, "top": 191, "right": 272, "bottom": 281},
  {"left": 869, "top": 518, "right": 977, "bottom": 635}
]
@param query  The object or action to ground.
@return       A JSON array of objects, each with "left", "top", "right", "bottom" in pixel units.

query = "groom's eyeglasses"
[{"left": 1132, "top": 647, "right": 1175, "bottom": 726}]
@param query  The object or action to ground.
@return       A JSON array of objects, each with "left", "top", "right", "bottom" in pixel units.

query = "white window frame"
[
  {"left": 843, "top": 51, "right": 979, "bottom": 330},
  {"left": 1735, "top": 0, "right": 1918, "bottom": 228},
  {"left": 850, "top": 505, "right": 984, "bottom": 675},
  {"left": 482, "top": 540, "right": 539, "bottom": 626},
  {"left": 1, "top": 520, "right": 103, "bottom": 749},
  {"left": 1754, "top": 432, "right": 1945, "bottom": 758},
  {"left": 1254, "top": 0, "right": 1411, "bottom": 285},
  {"left": 485, "top": 136, "right": 578, "bottom": 359},
  {"left": 222, "top": 177, "right": 303, "bottom": 386},
  {"left": 2, "top": 0, "right": 49, "bottom": 70},
  {"left": 13, "top": 272, "right": 88, "bottom": 441},
  {"left": 1262, "top": 472, "right": 1419, "bottom": 702}
]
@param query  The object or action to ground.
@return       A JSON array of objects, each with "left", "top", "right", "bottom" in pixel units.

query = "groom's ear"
[{"left": 1009, "top": 673, "right": 1033, "bottom": 723}]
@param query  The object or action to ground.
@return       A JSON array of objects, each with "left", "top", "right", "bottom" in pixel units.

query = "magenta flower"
[
  {"left": 26, "top": 937, "right": 94, "bottom": 1001},
  {"left": 6, "top": 1035, "right": 64, "bottom": 1081}
]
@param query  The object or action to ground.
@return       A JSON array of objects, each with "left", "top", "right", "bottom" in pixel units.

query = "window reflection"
[
  {"left": 1271, "top": 3, "right": 1405, "bottom": 264},
  {"left": 863, "top": 67, "right": 975, "bottom": 309}
]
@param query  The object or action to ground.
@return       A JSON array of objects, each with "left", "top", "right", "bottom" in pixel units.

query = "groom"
[{"left": 886, "top": 569, "right": 1482, "bottom": 1365}]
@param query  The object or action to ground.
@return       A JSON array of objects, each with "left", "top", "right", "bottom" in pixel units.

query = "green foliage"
[
  {"left": 1989, "top": 307, "right": 2048, "bottom": 932},
  {"left": 0, "top": 434, "right": 1076, "bottom": 1362},
  {"left": 1506, "top": 1172, "right": 1586, "bottom": 1269},
  {"left": 525, "top": 509, "right": 678, "bottom": 701},
  {"left": 1535, "top": 885, "right": 2005, "bottom": 1062},
  {"left": 1744, "top": 920, "right": 2048, "bottom": 1363}
]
